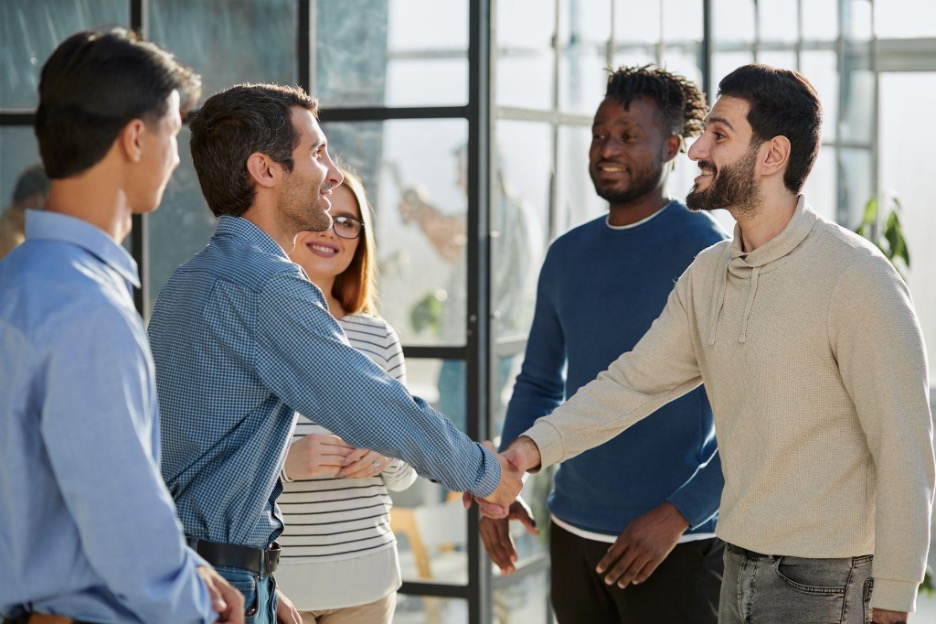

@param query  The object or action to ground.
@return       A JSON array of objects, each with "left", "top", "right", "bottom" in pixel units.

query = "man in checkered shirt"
[{"left": 148, "top": 83, "right": 522, "bottom": 624}]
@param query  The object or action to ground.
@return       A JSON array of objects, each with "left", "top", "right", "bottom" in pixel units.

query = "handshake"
[{"left": 463, "top": 436, "right": 542, "bottom": 518}]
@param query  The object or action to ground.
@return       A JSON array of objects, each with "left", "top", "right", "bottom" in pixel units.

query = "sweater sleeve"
[
  {"left": 829, "top": 258, "right": 935, "bottom": 613},
  {"left": 499, "top": 248, "right": 567, "bottom": 450},
  {"left": 524, "top": 267, "right": 704, "bottom": 469},
  {"left": 667, "top": 448, "right": 722, "bottom": 529}
]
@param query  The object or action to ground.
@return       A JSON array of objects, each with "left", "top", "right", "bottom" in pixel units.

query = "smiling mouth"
[{"left": 306, "top": 242, "right": 338, "bottom": 256}]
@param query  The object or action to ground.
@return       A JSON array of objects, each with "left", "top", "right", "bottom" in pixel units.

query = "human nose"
[
  {"left": 687, "top": 133, "right": 708, "bottom": 162},
  {"left": 597, "top": 136, "right": 623, "bottom": 160},
  {"left": 324, "top": 152, "right": 344, "bottom": 189}
]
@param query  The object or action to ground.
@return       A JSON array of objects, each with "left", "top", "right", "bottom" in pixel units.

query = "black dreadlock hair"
[{"left": 605, "top": 65, "right": 707, "bottom": 150}]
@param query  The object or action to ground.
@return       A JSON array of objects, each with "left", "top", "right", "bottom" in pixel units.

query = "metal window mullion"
[
  {"left": 130, "top": 0, "right": 148, "bottom": 315},
  {"left": 466, "top": 1, "right": 493, "bottom": 623}
]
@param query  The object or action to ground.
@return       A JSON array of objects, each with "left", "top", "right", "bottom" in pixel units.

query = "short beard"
[
  {"left": 592, "top": 168, "right": 661, "bottom": 207},
  {"left": 686, "top": 144, "right": 761, "bottom": 215}
]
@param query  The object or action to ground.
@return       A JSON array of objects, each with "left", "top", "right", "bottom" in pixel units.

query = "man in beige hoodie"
[{"left": 496, "top": 64, "right": 934, "bottom": 624}]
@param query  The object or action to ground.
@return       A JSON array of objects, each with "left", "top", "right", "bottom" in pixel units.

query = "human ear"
[
  {"left": 663, "top": 134, "right": 682, "bottom": 161},
  {"left": 119, "top": 119, "right": 146, "bottom": 163},
  {"left": 245, "top": 153, "right": 279, "bottom": 189},
  {"left": 761, "top": 136, "right": 791, "bottom": 177}
]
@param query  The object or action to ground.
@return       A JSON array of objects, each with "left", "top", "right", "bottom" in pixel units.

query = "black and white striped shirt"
[{"left": 277, "top": 312, "right": 414, "bottom": 563}]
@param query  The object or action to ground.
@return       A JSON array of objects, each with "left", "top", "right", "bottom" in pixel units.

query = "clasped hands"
[
  {"left": 285, "top": 432, "right": 391, "bottom": 480},
  {"left": 462, "top": 436, "right": 542, "bottom": 519}
]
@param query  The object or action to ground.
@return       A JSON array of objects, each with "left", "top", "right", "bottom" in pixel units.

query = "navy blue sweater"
[{"left": 501, "top": 201, "right": 728, "bottom": 536}]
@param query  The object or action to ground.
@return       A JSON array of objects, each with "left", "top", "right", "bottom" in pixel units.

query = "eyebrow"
[{"left": 705, "top": 115, "right": 735, "bottom": 132}]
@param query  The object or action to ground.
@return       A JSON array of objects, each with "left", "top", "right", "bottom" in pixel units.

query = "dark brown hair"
[
  {"left": 35, "top": 28, "right": 200, "bottom": 178},
  {"left": 717, "top": 64, "right": 822, "bottom": 193},
  {"left": 189, "top": 83, "right": 318, "bottom": 217}
]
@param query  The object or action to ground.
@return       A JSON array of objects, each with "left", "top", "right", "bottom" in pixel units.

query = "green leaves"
[{"left": 854, "top": 195, "right": 910, "bottom": 276}]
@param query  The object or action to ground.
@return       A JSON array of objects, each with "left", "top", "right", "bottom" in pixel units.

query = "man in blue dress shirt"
[
  {"left": 147, "top": 83, "right": 522, "bottom": 624},
  {"left": 0, "top": 29, "right": 242, "bottom": 624}
]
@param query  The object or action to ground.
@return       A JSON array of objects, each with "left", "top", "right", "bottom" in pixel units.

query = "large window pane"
[
  {"left": 712, "top": 0, "right": 755, "bottom": 44},
  {"left": 757, "top": 0, "right": 799, "bottom": 43},
  {"left": 317, "top": 0, "right": 468, "bottom": 109},
  {"left": 802, "top": 148, "right": 836, "bottom": 223},
  {"left": 800, "top": 51, "right": 839, "bottom": 142},
  {"left": 662, "top": 0, "right": 704, "bottom": 42},
  {"left": 322, "top": 119, "right": 469, "bottom": 348},
  {"left": 613, "top": 0, "right": 661, "bottom": 45},
  {"left": 839, "top": 68, "right": 874, "bottom": 144},
  {"left": 146, "top": 126, "right": 216, "bottom": 315},
  {"left": 0, "top": 127, "right": 41, "bottom": 219},
  {"left": 801, "top": 0, "right": 838, "bottom": 41},
  {"left": 837, "top": 147, "right": 872, "bottom": 227},
  {"left": 0, "top": 0, "right": 128, "bottom": 109},
  {"left": 149, "top": 0, "right": 296, "bottom": 98},
  {"left": 558, "top": 0, "right": 609, "bottom": 114},
  {"left": 875, "top": 0, "right": 936, "bottom": 38},
  {"left": 497, "top": 0, "right": 555, "bottom": 109}
]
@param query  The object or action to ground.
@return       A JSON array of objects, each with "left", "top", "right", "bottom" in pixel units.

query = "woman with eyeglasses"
[{"left": 275, "top": 169, "right": 416, "bottom": 624}]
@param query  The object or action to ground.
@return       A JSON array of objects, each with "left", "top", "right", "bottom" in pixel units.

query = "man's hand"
[
  {"left": 596, "top": 502, "right": 689, "bottom": 588},
  {"left": 275, "top": 588, "right": 301, "bottom": 624},
  {"left": 196, "top": 565, "right": 244, "bottom": 624},
  {"left": 335, "top": 448, "right": 390, "bottom": 479},
  {"left": 479, "top": 498, "right": 539, "bottom": 575},
  {"left": 464, "top": 438, "right": 540, "bottom": 518},
  {"left": 284, "top": 433, "right": 354, "bottom": 480},
  {"left": 502, "top": 436, "right": 542, "bottom": 473},
  {"left": 871, "top": 608, "right": 909, "bottom": 624},
  {"left": 478, "top": 442, "right": 524, "bottom": 516}
]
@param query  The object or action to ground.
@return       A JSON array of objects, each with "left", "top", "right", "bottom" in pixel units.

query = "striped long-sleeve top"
[{"left": 275, "top": 312, "right": 416, "bottom": 610}]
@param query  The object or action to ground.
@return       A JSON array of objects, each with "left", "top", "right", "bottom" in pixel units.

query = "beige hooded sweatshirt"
[{"left": 525, "top": 196, "right": 935, "bottom": 612}]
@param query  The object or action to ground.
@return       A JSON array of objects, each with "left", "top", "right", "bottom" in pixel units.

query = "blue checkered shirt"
[{"left": 148, "top": 216, "right": 500, "bottom": 548}]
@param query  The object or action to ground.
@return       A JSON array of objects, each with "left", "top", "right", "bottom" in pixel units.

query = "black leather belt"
[{"left": 186, "top": 538, "right": 281, "bottom": 577}]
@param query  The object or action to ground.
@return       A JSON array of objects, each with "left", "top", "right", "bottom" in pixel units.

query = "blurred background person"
[
  {"left": 277, "top": 169, "right": 416, "bottom": 624},
  {"left": 398, "top": 146, "right": 539, "bottom": 433},
  {"left": 0, "top": 163, "right": 48, "bottom": 260}
]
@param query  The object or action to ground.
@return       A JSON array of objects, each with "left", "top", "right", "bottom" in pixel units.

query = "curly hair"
[{"left": 605, "top": 65, "right": 707, "bottom": 148}]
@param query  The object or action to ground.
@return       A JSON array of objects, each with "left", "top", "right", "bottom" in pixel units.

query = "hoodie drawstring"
[{"left": 739, "top": 266, "right": 760, "bottom": 343}]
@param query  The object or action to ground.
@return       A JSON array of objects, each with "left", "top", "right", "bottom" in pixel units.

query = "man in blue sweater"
[{"left": 479, "top": 66, "right": 728, "bottom": 622}]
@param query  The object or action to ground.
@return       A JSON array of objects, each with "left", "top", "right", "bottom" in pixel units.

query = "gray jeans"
[{"left": 720, "top": 543, "right": 873, "bottom": 624}]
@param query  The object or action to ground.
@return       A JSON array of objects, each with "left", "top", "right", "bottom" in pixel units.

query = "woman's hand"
[
  {"left": 284, "top": 433, "right": 354, "bottom": 480},
  {"left": 335, "top": 448, "right": 391, "bottom": 479}
]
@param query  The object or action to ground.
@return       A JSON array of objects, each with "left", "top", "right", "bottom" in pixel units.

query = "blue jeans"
[
  {"left": 720, "top": 543, "right": 873, "bottom": 624},
  {"left": 217, "top": 566, "right": 278, "bottom": 624}
]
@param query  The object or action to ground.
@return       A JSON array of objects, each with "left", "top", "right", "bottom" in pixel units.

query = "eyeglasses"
[{"left": 332, "top": 215, "right": 364, "bottom": 240}]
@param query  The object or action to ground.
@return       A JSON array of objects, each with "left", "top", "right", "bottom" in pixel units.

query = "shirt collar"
[
  {"left": 215, "top": 215, "right": 288, "bottom": 259},
  {"left": 24, "top": 210, "right": 140, "bottom": 288}
]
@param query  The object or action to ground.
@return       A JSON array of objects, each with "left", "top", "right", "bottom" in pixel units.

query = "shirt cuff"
[
  {"left": 667, "top": 487, "right": 717, "bottom": 529},
  {"left": 869, "top": 577, "right": 919, "bottom": 613},
  {"left": 470, "top": 445, "right": 501, "bottom": 498},
  {"left": 524, "top": 419, "right": 565, "bottom": 471}
]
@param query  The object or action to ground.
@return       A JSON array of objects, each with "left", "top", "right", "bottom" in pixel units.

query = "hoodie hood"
[{"left": 707, "top": 195, "right": 819, "bottom": 345}]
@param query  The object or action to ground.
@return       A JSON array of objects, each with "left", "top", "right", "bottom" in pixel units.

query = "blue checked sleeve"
[{"left": 254, "top": 272, "right": 501, "bottom": 497}]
